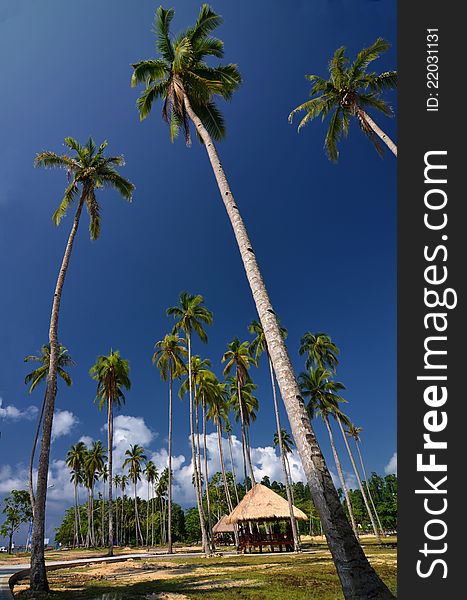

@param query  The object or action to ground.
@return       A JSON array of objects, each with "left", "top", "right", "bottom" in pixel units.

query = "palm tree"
[
  {"left": 119, "top": 475, "right": 128, "bottom": 545},
  {"left": 224, "top": 420, "right": 240, "bottom": 505},
  {"left": 299, "top": 367, "right": 358, "bottom": 538},
  {"left": 289, "top": 39, "right": 397, "bottom": 160},
  {"left": 144, "top": 461, "right": 158, "bottom": 547},
  {"left": 123, "top": 444, "right": 147, "bottom": 546},
  {"left": 167, "top": 291, "right": 212, "bottom": 555},
  {"left": 249, "top": 319, "right": 300, "bottom": 551},
  {"left": 131, "top": 7, "right": 393, "bottom": 597},
  {"left": 273, "top": 429, "right": 296, "bottom": 497},
  {"left": 24, "top": 344, "right": 74, "bottom": 515},
  {"left": 99, "top": 463, "right": 109, "bottom": 546},
  {"left": 206, "top": 379, "right": 239, "bottom": 547},
  {"left": 301, "top": 332, "right": 381, "bottom": 540},
  {"left": 84, "top": 441, "right": 106, "bottom": 547},
  {"left": 299, "top": 332, "right": 339, "bottom": 373},
  {"left": 222, "top": 338, "right": 257, "bottom": 488},
  {"left": 336, "top": 415, "right": 381, "bottom": 542},
  {"left": 113, "top": 474, "right": 121, "bottom": 545},
  {"left": 90, "top": 350, "right": 131, "bottom": 555},
  {"left": 65, "top": 441, "right": 86, "bottom": 547},
  {"left": 30, "top": 137, "right": 134, "bottom": 592},
  {"left": 152, "top": 333, "right": 187, "bottom": 553},
  {"left": 346, "top": 424, "right": 384, "bottom": 535}
]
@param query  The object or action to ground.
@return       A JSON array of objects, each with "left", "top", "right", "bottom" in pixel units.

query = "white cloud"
[
  {"left": 51, "top": 410, "right": 78, "bottom": 440},
  {"left": 0, "top": 397, "right": 38, "bottom": 421},
  {"left": 78, "top": 435, "right": 94, "bottom": 447},
  {"left": 384, "top": 452, "right": 397, "bottom": 475}
]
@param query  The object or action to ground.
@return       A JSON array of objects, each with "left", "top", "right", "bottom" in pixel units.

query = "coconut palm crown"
[
  {"left": 289, "top": 38, "right": 397, "bottom": 161},
  {"left": 131, "top": 4, "right": 241, "bottom": 144},
  {"left": 35, "top": 136, "right": 134, "bottom": 239}
]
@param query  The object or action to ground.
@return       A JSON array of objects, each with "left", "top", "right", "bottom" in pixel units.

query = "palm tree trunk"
[
  {"left": 187, "top": 334, "right": 210, "bottom": 556},
  {"left": 323, "top": 415, "right": 358, "bottom": 538},
  {"left": 167, "top": 368, "right": 174, "bottom": 553},
  {"left": 217, "top": 421, "right": 239, "bottom": 547},
  {"left": 236, "top": 377, "right": 253, "bottom": 488},
  {"left": 28, "top": 389, "right": 47, "bottom": 517},
  {"left": 244, "top": 424, "right": 256, "bottom": 485},
  {"left": 355, "top": 440, "right": 384, "bottom": 534},
  {"left": 336, "top": 417, "right": 381, "bottom": 542},
  {"left": 146, "top": 480, "right": 150, "bottom": 547},
  {"left": 183, "top": 94, "right": 393, "bottom": 599},
  {"left": 358, "top": 108, "right": 397, "bottom": 156},
  {"left": 151, "top": 484, "right": 155, "bottom": 547},
  {"left": 227, "top": 429, "right": 240, "bottom": 505},
  {"left": 77, "top": 488, "right": 83, "bottom": 546},
  {"left": 202, "top": 397, "right": 215, "bottom": 551},
  {"left": 107, "top": 398, "right": 114, "bottom": 555},
  {"left": 30, "top": 194, "right": 86, "bottom": 592},
  {"left": 134, "top": 482, "right": 143, "bottom": 546},
  {"left": 268, "top": 355, "right": 300, "bottom": 551}
]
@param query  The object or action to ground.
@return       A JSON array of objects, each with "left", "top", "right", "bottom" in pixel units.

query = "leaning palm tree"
[
  {"left": 24, "top": 344, "right": 74, "bottom": 515},
  {"left": 123, "top": 444, "right": 147, "bottom": 546},
  {"left": 30, "top": 137, "right": 134, "bottom": 592},
  {"left": 299, "top": 367, "right": 359, "bottom": 538},
  {"left": 222, "top": 338, "right": 256, "bottom": 488},
  {"left": 347, "top": 424, "right": 384, "bottom": 535},
  {"left": 167, "top": 291, "right": 213, "bottom": 556},
  {"left": 249, "top": 319, "right": 300, "bottom": 551},
  {"left": 152, "top": 333, "right": 187, "bottom": 553},
  {"left": 131, "top": 6, "right": 393, "bottom": 597},
  {"left": 289, "top": 38, "right": 397, "bottom": 160},
  {"left": 65, "top": 441, "right": 86, "bottom": 547},
  {"left": 90, "top": 350, "right": 131, "bottom": 555}
]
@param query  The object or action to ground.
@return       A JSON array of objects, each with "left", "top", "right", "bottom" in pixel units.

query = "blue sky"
[{"left": 0, "top": 0, "right": 396, "bottom": 539}]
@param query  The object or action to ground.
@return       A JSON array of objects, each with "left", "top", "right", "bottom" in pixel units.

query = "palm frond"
[
  {"left": 136, "top": 79, "right": 169, "bottom": 120},
  {"left": 153, "top": 6, "right": 175, "bottom": 62},
  {"left": 359, "top": 93, "right": 393, "bottom": 117},
  {"left": 350, "top": 38, "right": 390, "bottom": 79},
  {"left": 131, "top": 59, "right": 168, "bottom": 87},
  {"left": 52, "top": 180, "right": 79, "bottom": 226},
  {"left": 190, "top": 100, "right": 225, "bottom": 140},
  {"left": 34, "top": 151, "right": 77, "bottom": 171},
  {"left": 100, "top": 169, "right": 135, "bottom": 201},
  {"left": 362, "top": 70, "right": 397, "bottom": 92},
  {"left": 190, "top": 4, "right": 223, "bottom": 44},
  {"left": 85, "top": 187, "right": 101, "bottom": 240},
  {"left": 192, "top": 35, "right": 224, "bottom": 59},
  {"left": 324, "top": 108, "right": 343, "bottom": 162}
]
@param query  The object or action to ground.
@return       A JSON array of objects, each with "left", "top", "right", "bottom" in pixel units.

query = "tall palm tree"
[
  {"left": 144, "top": 461, "right": 158, "bottom": 547},
  {"left": 336, "top": 414, "right": 381, "bottom": 542},
  {"left": 65, "top": 441, "right": 86, "bottom": 547},
  {"left": 113, "top": 474, "right": 121, "bottom": 545},
  {"left": 224, "top": 419, "right": 240, "bottom": 505},
  {"left": 299, "top": 367, "right": 358, "bottom": 537},
  {"left": 123, "top": 444, "right": 147, "bottom": 546},
  {"left": 167, "top": 292, "right": 213, "bottom": 556},
  {"left": 30, "top": 137, "right": 134, "bottom": 592},
  {"left": 131, "top": 6, "right": 393, "bottom": 597},
  {"left": 152, "top": 333, "right": 187, "bottom": 553},
  {"left": 24, "top": 344, "right": 74, "bottom": 515},
  {"left": 99, "top": 463, "right": 109, "bottom": 547},
  {"left": 84, "top": 441, "right": 106, "bottom": 547},
  {"left": 346, "top": 424, "right": 384, "bottom": 535},
  {"left": 301, "top": 332, "right": 381, "bottom": 540},
  {"left": 90, "top": 350, "right": 131, "bottom": 555},
  {"left": 119, "top": 475, "right": 128, "bottom": 545},
  {"left": 289, "top": 39, "right": 397, "bottom": 160},
  {"left": 249, "top": 319, "right": 300, "bottom": 551},
  {"left": 206, "top": 379, "right": 239, "bottom": 547},
  {"left": 222, "top": 338, "right": 257, "bottom": 488},
  {"left": 273, "top": 428, "right": 296, "bottom": 499}
]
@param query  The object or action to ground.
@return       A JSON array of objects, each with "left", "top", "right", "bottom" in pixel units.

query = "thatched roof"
[
  {"left": 225, "top": 484, "right": 308, "bottom": 524},
  {"left": 212, "top": 514, "right": 235, "bottom": 534}
]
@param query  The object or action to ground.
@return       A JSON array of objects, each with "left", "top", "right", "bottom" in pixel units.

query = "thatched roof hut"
[
  {"left": 212, "top": 514, "right": 235, "bottom": 534},
  {"left": 225, "top": 484, "right": 308, "bottom": 524}
]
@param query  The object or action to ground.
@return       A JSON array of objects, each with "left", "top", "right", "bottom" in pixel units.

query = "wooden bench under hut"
[
  {"left": 212, "top": 514, "right": 236, "bottom": 545},
  {"left": 225, "top": 483, "right": 308, "bottom": 553}
]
